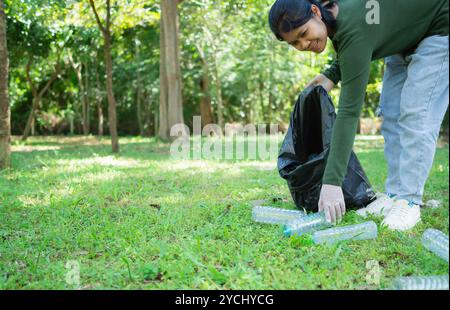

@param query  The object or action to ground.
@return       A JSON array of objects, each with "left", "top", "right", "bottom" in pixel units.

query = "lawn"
[{"left": 0, "top": 135, "right": 448, "bottom": 289}]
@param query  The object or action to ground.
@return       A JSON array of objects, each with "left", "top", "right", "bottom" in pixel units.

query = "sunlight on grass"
[
  {"left": 56, "top": 156, "right": 148, "bottom": 169},
  {"left": 11, "top": 145, "right": 63, "bottom": 152},
  {"left": 158, "top": 159, "right": 276, "bottom": 173},
  {"left": 1, "top": 136, "right": 448, "bottom": 289}
]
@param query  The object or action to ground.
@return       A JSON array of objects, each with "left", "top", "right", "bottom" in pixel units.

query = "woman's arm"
[
  {"left": 321, "top": 59, "right": 341, "bottom": 86},
  {"left": 322, "top": 39, "right": 372, "bottom": 186},
  {"left": 318, "top": 38, "right": 372, "bottom": 224},
  {"left": 306, "top": 59, "right": 341, "bottom": 93}
]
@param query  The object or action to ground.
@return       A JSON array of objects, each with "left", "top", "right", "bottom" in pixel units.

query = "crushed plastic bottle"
[
  {"left": 391, "top": 275, "right": 449, "bottom": 290},
  {"left": 283, "top": 212, "right": 332, "bottom": 237},
  {"left": 422, "top": 228, "right": 449, "bottom": 262},
  {"left": 312, "top": 221, "right": 378, "bottom": 245},
  {"left": 423, "top": 200, "right": 442, "bottom": 209},
  {"left": 252, "top": 206, "right": 306, "bottom": 225}
]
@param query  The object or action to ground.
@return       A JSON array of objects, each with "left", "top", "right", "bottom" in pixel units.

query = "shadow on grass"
[{"left": 1, "top": 136, "right": 448, "bottom": 289}]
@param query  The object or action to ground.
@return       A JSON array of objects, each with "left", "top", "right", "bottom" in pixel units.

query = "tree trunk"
[
  {"left": 103, "top": 33, "right": 119, "bottom": 152},
  {"left": 199, "top": 64, "right": 214, "bottom": 127},
  {"left": 88, "top": 0, "right": 119, "bottom": 151},
  {"left": 95, "top": 57, "right": 104, "bottom": 137},
  {"left": 212, "top": 53, "right": 223, "bottom": 129},
  {"left": 23, "top": 97, "right": 40, "bottom": 140},
  {"left": 158, "top": 12, "right": 169, "bottom": 139},
  {"left": 0, "top": 0, "right": 10, "bottom": 169},
  {"left": 69, "top": 55, "right": 89, "bottom": 135},
  {"left": 195, "top": 43, "right": 214, "bottom": 127},
  {"left": 22, "top": 77, "right": 59, "bottom": 140},
  {"left": 159, "top": 0, "right": 186, "bottom": 140},
  {"left": 136, "top": 88, "right": 143, "bottom": 135},
  {"left": 83, "top": 61, "right": 90, "bottom": 135},
  {"left": 31, "top": 116, "right": 35, "bottom": 136},
  {"left": 135, "top": 41, "right": 144, "bottom": 136},
  {"left": 201, "top": 10, "right": 224, "bottom": 129},
  {"left": 23, "top": 56, "right": 60, "bottom": 140},
  {"left": 145, "top": 93, "right": 154, "bottom": 136},
  {"left": 78, "top": 63, "right": 87, "bottom": 135}
]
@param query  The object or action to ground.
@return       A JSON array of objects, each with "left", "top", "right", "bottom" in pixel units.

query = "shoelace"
[
  {"left": 367, "top": 193, "right": 390, "bottom": 210},
  {"left": 387, "top": 202, "right": 412, "bottom": 219}
]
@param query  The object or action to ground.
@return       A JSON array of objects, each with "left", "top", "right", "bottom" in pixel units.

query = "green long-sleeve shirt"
[{"left": 320, "top": 0, "right": 449, "bottom": 186}]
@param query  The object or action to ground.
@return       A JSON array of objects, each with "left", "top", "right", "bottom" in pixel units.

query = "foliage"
[{"left": 4, "top": 0, "right": 446, "bottom": 136}]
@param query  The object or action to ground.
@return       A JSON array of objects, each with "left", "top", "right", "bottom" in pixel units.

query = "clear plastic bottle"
[
  {"left": 424, "top": 200, "right": 442, "bottom": 209},
  {"left": 252, "top": 206, "right": 306, "bottom": 225},
  {"left": 312, "top": 221, "right": 378, "bottom": 245},
  {"left": 422, "top": 228, "right": 449, "bottom": 262},
  {"left": 391, "top": 275, "right": 449, "bottom": 290},
  {"left": 283, "top": 212, "right": 332, "bottom": 237}
]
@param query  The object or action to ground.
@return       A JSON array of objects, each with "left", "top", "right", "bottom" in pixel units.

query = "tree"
[
  {"left": 22, "top": 52, "right": 62, "bottom": 140},
  {"left": 94, "top": 53, "right": 104, "bottom": 137},
  {"left": 0, "top": 0, "right": 10, "bottom": 169},
  {"left": 68, "top": 52, "right": 90, "bottom": 135},
  {"left": 66, "top": 0, "right": 158, "bottom": 137},
  {"left": 66, "top": 27, "right": 98, "bottom": 136},
  {"left": 5, "top": 0, "right": 69, "bottom": 140},
  {"left": 89, "top": 0, "right": 119, "bottom": 152},
  {"left": 197, "top": 45, "right": 214, "bottom": 127},
  {"left": 159, "top": 0, "right": 186, "bottom": 140},
  {"left": 135, "top": 38, "right": 144, "bottom": 136}
]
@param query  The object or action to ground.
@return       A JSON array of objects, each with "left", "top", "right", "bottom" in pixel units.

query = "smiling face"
[{"left": 280, "top": 5, "right": 328, "bottom": 53}]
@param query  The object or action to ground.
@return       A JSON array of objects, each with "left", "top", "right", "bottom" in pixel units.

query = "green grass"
[{"left": 0, "top": 135, "right": 448, "bottom": 289}]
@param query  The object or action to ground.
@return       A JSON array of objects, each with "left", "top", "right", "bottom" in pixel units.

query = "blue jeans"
[{"left": 378, "top": 35, "right": 449, "bottom": 205}]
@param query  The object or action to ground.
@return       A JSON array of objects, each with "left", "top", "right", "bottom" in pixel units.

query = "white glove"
[{"left": 318, "top": 184, "right": 346, "bottom": 224}]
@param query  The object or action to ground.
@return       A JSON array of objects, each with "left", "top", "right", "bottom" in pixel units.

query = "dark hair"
[{"left": 269, "top": 0, "right": 337, "bottom": 41}]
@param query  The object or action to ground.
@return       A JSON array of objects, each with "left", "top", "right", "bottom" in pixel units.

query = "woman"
[{"left": 269, "top": 0, "right": 449, "bottom": 230}]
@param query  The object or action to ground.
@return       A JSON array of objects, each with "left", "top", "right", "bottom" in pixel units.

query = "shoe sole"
[{"left": 382, "top": 217, "right": 421, "bottom": 231}]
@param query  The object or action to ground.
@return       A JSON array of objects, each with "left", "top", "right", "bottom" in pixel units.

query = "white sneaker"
[
  {"left": 382, "top": 199, "right": 421, "bottom": 231},
  {"left": 356, "top": 193, "right": 395, "bottom": 218}
]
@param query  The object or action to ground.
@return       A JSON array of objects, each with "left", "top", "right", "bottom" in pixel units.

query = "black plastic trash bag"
[{"left": 278, "top": 85, "right": 376, "bottom": 211}]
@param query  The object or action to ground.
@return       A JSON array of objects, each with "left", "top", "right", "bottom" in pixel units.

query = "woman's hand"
[
  {"left": 306, "top": 74, "right": 335, "bottom": 93},
  {"left": 319, "top": 184, "right": 346, "bottom": 224}
]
